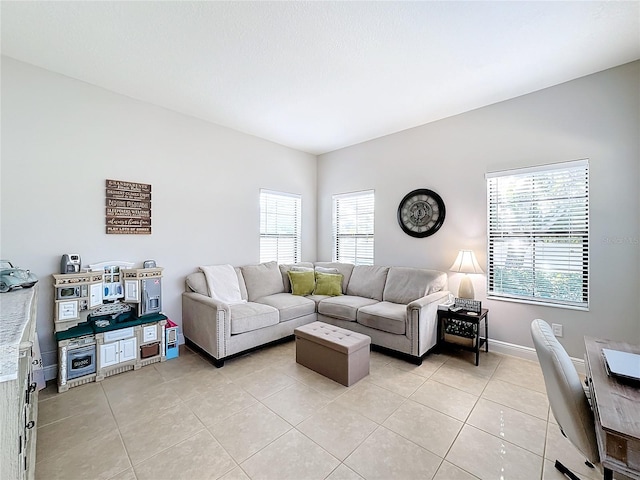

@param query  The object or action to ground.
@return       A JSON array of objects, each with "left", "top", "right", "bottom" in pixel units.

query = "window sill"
[{"left": 486, "top": 295, "right": 589, "bottom": 312}]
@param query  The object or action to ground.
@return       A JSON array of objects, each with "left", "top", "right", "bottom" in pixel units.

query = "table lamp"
[{"left": 450, "top": 250, "right": 483, "bottom": 299}]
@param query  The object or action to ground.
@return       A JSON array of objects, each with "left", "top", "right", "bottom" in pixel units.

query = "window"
[
  {"left": 333, "top": 190, "right": 374, "bottom": 265},
  {"left": 486, "top": 160, "right": 589, "bottom": 309},
  {"left": 260, "top": 190, "right": 301, "bottom": 264}
]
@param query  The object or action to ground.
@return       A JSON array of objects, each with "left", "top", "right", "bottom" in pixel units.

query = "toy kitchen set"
[{"left": 53, "top": 256, "right": 169, "bottom": 392}]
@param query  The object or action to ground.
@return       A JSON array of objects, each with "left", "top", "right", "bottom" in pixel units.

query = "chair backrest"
[{"left": 530, "top": 319, "right": 599, "bottom": 463}]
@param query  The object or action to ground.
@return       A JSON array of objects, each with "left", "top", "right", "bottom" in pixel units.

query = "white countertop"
[{"left": 0, "top": 287, "right": 36, "bottom": 382}]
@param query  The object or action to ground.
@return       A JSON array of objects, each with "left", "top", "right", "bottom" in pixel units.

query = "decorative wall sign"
[{"left": 105, "top": 179, "right": 152, "bottom": 234}]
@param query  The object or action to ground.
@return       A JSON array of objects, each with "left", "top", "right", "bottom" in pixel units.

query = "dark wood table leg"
[
  {"left": 475, "top": 323, "right": 480, "bottom": 366},
  {"left": 485, "top": 313, "right": 489, "bottom": 352}
]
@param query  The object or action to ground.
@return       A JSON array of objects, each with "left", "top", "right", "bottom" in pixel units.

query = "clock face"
[{"left": 397, "top": 189, "right": 446, "bottom": 238}]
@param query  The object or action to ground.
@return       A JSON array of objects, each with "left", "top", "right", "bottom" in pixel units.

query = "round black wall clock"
[{"left": 397, "top": 188, "right": 446, "bottom": 238}]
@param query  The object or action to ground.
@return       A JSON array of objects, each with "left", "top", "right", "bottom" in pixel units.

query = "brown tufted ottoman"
[{"left": 294, "top": 321, "right": 371, "bottom": 386}]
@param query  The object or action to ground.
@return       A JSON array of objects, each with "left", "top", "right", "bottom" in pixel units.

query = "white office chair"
[{"left": 530, "top": 319, "right": 607, "bottom": 480}]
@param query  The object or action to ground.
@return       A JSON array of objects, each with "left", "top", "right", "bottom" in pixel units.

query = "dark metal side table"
[{"left": 437, "top": 308, "right": 489, "bottom": 366}]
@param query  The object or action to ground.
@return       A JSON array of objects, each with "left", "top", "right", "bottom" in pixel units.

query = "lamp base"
[{"left": 457, "top": 275, "right": 475, "bottom": 299}]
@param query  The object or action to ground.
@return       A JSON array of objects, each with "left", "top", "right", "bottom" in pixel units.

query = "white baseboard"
[
  {"left": 44, "top": 365, "right": 58, "bottom": 382},
  {"left": 43, "top": 334, "right": 187, "bottom": 382},
  {"left": 43, "top": 335, "right": 584, "bottom": 381},
  {"left": 489, "top": 338, "right": 585, "bottom": 375}
]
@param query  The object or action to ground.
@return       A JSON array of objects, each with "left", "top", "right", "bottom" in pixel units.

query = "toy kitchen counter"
[
  {"left": 52, "top": 264, "right": 168, "bottom": 393},
  {"left": 56, "top": 313, "right": 168, "bottom": 392}
]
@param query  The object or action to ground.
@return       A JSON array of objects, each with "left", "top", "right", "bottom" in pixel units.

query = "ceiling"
[{"left": 2, "top": 1, "right": 639, "bottom": 155}]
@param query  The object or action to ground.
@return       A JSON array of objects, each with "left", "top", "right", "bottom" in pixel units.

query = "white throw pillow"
[
  {"left": 314, "top": 266, "right": 340, "bottom": 274},
  {"left": 199, "top": 264, "right": 246, "bottom": 305}
]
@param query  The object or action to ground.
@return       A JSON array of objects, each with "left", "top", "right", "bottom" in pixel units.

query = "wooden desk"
[{"left": 584, "top": 337, "right": 640, "bottom": 480}]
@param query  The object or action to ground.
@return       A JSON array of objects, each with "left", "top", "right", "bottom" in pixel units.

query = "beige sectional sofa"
[{"left": 182, "top": 261, "right": 450, "bottom": 367}]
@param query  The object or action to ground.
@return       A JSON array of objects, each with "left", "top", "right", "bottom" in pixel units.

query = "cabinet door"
[
  {"left": 100, "top": 342, "right": 119, "bottom": 368},
  {"left": 120, "top": 337, "right": 137, "bottom": 363},
  {"left": 90, "top": 282, "right": 103, "bottom": 308},
  {"left": 125, "top": 280, "right": 139, "bottom": 302}
]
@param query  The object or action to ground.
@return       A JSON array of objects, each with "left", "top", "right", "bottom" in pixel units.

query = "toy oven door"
[{"left": 67, "top": 344, "right": 97, "bottom": 380}]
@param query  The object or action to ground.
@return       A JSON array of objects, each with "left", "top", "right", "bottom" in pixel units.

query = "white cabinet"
[
  {"left": 0, "top": 287, "right": 39, "bottom": 480},
  {"left": 99, "top": 337, "right": 137, "bottom": 368},
  {"left": 100, "top": 342, "right": 118, "bottom": 368},
  {"left": 124, "top": 280, "right": 139, "bottom": 302},
  {"left": 121, "top": 337, "right": 137, "bottom": 363},
  {"left": 52, "top": 272, "right": 104, "bottom": 329},
  {"left": 89, "top": 283, "right": 103, "bottom": 308}
]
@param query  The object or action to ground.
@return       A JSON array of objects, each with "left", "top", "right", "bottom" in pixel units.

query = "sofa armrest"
[
  {"left": 181, "top": 291, "right": 232, "bottom": 360},
  {"left": 406, "top": 291, "right": 451, "bottom": 356}
]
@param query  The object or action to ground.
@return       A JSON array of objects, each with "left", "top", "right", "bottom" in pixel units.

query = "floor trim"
[
  {"left": 489, "top": 338, "right": 585, "bottom": 375},
  {"left": 42, "top": 335, "right": 585, "bottom": 381}
]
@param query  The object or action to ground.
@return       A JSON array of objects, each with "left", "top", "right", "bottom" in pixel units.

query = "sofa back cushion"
[
  {"left": 235, "top": 267, "right": 249, "bottom": 300},
  {"left": 314, "top": 262, "right": 355, "bottom": 294},
  {"left": 347, "top": 265, "right": 389, "bottom": 301},
  {"left": 185, "top": 272, "right": 208, "bottom": 295},
  {"left": 383, "top": 267, "right": 447, "bottom": 304},
  {"left": 241, "top": 261, "right": 285, "bottom": 301}
]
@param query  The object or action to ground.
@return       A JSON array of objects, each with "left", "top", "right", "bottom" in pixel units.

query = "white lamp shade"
[{"left": 450, "top": 250, "right": 483, "bottom": 274}]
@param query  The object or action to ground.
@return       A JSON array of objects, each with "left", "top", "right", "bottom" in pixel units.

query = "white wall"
[
  {"left": 318, "top": 61, "right": 640, "bottom": 357},
  {"left": 3, "top": 56, "right": 638, "bottom": 369},
  {"left": 1, "top": 57, "right": 317, "bottom": 371}
]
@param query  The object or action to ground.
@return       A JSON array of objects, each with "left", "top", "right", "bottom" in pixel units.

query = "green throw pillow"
[
  {"left": 288, "top": 270, "right": 316, "bottom": 296},
  {"left": 313, "top": 272, "right": 343, "bottom": 296}
]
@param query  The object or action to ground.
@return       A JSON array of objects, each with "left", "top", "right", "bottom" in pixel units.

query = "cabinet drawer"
[
  {"left": 142, "top": 324, "right": 158, "bottom": 343},
  {"left": 104, "top": 327, "right": 134, "bottom": 343}
]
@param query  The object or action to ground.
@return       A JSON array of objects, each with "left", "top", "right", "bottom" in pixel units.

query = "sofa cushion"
[
  {"left": 230, "top": 302, "right": 279, "bottom": 334},
  {"left": 314, "top": 262, "right": 354, "bottom": 293},
  {"left": 235, "top": 267, "right": 248, "bottom": 301},
  {"left": 317, "top": 295, "right": 379, "bottom": 322},
  {"left": 241, "top": 261, "right": 285, "bottom": 301},
  {"left": 357, "top": 301, "right": 406, "bottom": 335},
  {"left": 255, "top": 293, "right": 316, "bottom": 322},
  {"left": 279, "top": 262, "right": 314, "bottom": 292},
  {"left": 313, "top": 272, "right": 343, "bottom": 296},
  {"left": 185, "top": 272, "right": 208, "bottom": 296},
  {"left": 347, "top": 265, "right": 389, "bottom": 301},
  {"left": 305, "top": 294, "right": 330, "bottom": 306},
  {"left": 382, "top": 267, "right": 447, "bottom": 305},
  {"left": 288, "top": 270, "right": 316, "bottom": 296}
]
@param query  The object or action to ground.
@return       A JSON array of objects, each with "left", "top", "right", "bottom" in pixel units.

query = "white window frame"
[
  {"left": 332, "top": 190, "right": 374, "bottom": 265},
  {"left": 486, "top": 159, "right": 589, "bottom": 310},
  {"left": 260, "top": 189, "right": 301, "bottom": 264}
]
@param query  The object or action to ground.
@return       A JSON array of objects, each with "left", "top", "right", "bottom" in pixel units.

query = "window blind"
[
  {"left": 260, "top": 190, "right": 301, "bottom": 264},
  {"left": 333, "top": 190, "right": 374, "bottom": 265},
  {"left": 486, "top": 160, "right": 589, "bottom": 309}
]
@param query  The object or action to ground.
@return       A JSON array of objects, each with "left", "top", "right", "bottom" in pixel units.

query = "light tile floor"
[{"left": 36, "top": 342, "right": 607, "bottom": 480}]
